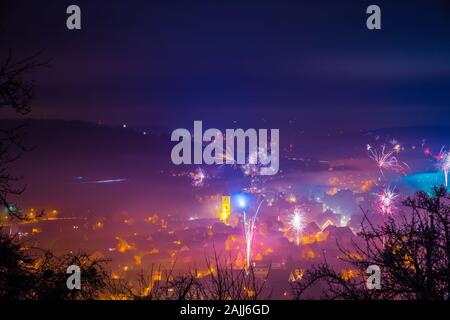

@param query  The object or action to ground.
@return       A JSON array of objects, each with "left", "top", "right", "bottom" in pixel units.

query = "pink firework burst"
[
  {"left": 368, "top": 144, "right": 408, "bottom": 176},
  {"left": 376, "top": 187, "right": 398, "bottom": 216}
]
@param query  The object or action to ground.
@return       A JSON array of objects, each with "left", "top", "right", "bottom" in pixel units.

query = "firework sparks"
[
  {"left": 393, "top": 144, "right": 401, "bottom": 153},
  {"left": 290, "top": 207, "right": 305, "bottom": 245},
  {"left": 240, "top": 198, "right": 265, "bottom": 269},
  {"left": 223, "top": 144, "right": 238, "bottom": 168},
  {"left": 190, "top": 168, "right": 206, "bottom": 187},
  {"left": 239, "top": 146, "right": 272, "bottom": 195},
  {"left": 376, "top": 187, "right": 398, "bottom": 216},
  {"left": 368, "top": 144, "right": 408, "bottom": 176},
  {"left": 213, "top": 144, "right": 238, "bottom": 171},
  {"left": 240, "top": 150, "right": 260, "bottom": 177},
  {"left": 438, "top": 151, "right": 450, "bottom": 187}
]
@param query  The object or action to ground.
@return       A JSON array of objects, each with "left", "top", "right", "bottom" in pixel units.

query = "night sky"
[{"left": 1, "top": 0, "right": 450, "bottom": 130}]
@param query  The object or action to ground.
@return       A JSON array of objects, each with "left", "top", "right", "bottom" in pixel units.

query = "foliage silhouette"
[{"left": 291, "top": 187, "right": 450, "bottom": 300}]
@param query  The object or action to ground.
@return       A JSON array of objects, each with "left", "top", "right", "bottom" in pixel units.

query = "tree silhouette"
[
  {"left": 0, "top": 51, "right": 47, "bottom": 113},
  {"left": 190, "top": 250, "right": 270, "bottom": 300},
  {"left": 0, "top": 230, "right": 36, "bottom": 299},
  {"left": 33, "top": 251, "right": 109, "bottom": 300},
  {"left": 0, "top": 51, "right": 48, "bottom": 220},
  {"left": 0, "top": 52, "right": 110, "bottom": 300},
  {"left": 291, "top": 186, "right": 450, "bottom": 300},
  {"left": 109, "top": 249, "right": 270, "bottom": 300},
  {"left": 0, "top": 229, "right": 109, "bottom": 300}
]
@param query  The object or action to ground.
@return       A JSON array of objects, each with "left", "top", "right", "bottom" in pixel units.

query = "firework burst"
[
  {"left": 368, "top": 144, "right": 408, "bottom": 176},
  {"left": 239, "top": 146, "right": 272, "bottom": 195},
  {"left": 290, "top": 207, "right": 305, "bottom": 245},
  {"left": 240, "top": 149, "right": 261, "bottom": 177},
  {"left": 376, "top": 187, "right": 398, "bottom": 216},
  {"left": 190, "top": 168, "right": 206, "bottom": 187},
  {"left": 218, "top": 144, "right": 238, "bottom": 169}
]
